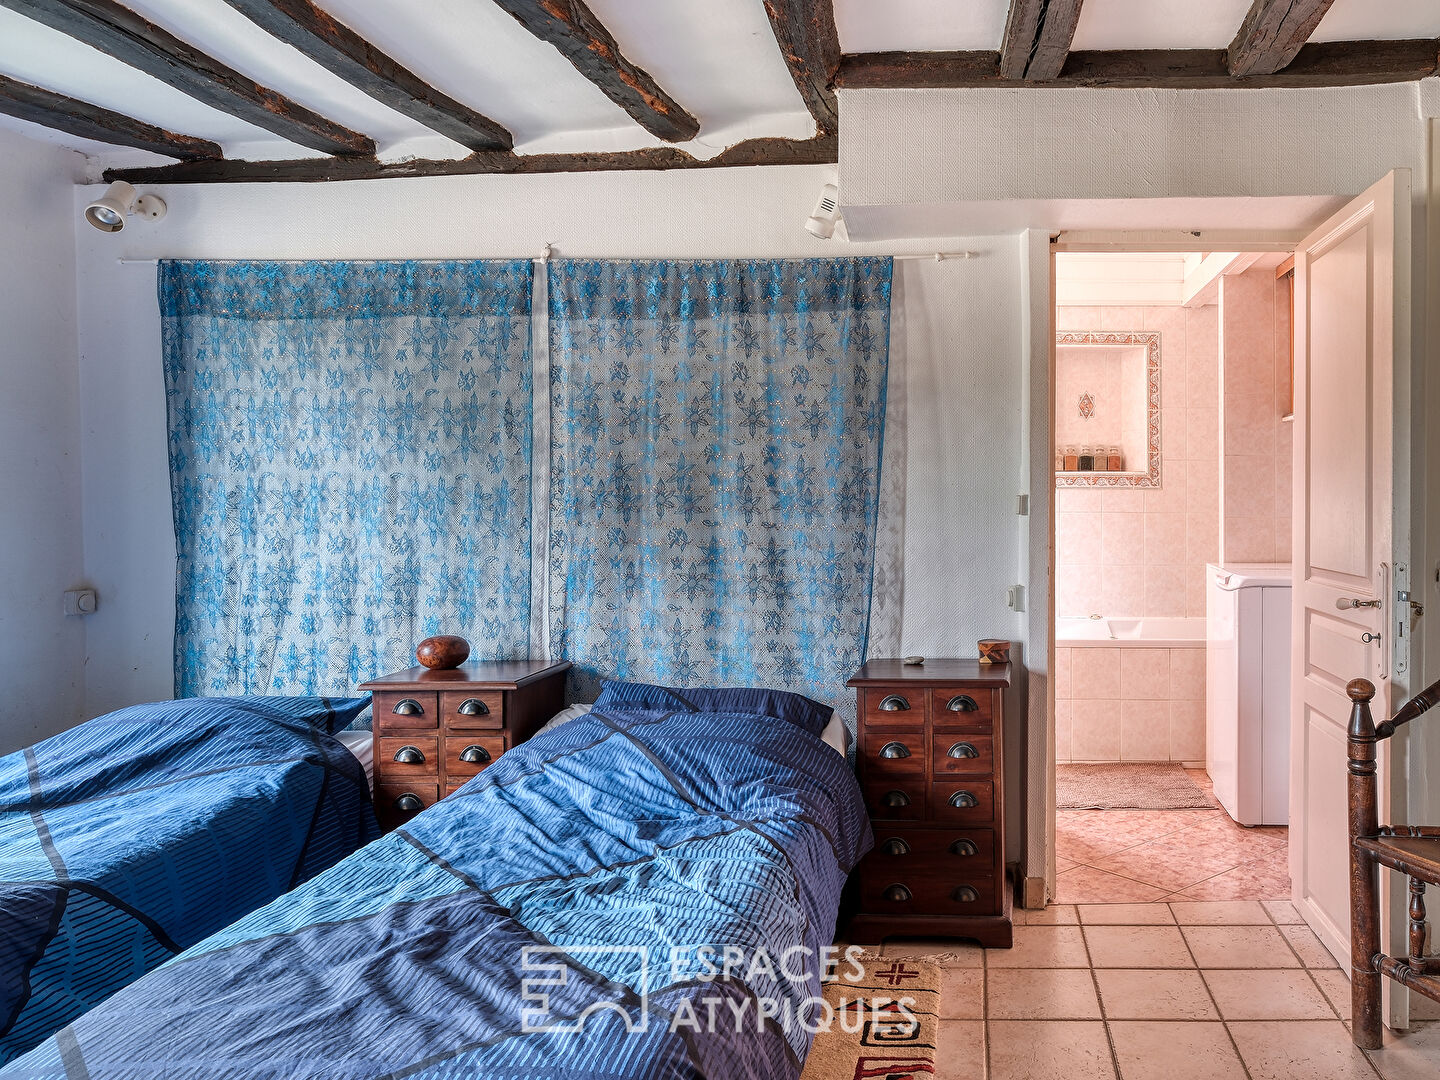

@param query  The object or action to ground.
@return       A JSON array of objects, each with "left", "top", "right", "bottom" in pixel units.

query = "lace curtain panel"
[
  {"left": 160, "top": 260, "right": 535, "bottom": 697},
  {"left": 547, "top": 258, "right": 894, "bottom": 725}
]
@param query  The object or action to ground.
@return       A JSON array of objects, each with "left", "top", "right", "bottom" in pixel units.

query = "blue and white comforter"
[
  {"left": 0, "top": 697, "right": 378, "bottom": 1063},
  {"left": 3, "top": 707, "right": 871, "bottom": 1079}
]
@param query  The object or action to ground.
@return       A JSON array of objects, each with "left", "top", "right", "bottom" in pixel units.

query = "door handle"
[{"left": 1338, "top": 597, "right": 1382, "bottom": 610}]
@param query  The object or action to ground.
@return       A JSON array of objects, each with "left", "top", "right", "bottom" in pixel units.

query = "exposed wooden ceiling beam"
[
  {"left": 835, "top": 39, "right": 1439, "bottom": 90},
  {"left": 0, "top": 0, "right": 374, "bottom": 156},
  {"left": 1229, "top": 0, "right": 1338, "bottom": 77},
  {"left": 1000, "top": 0, "right": 1085, "bottom": 81},
  {"left": 0, "top": 73, "right": 221, "bottom": 159},
  {"left": 490, "top": 0, "right": 698, "bottom": 142},
  {"left": 762, "top": 0, "right": 840, "bottom": 135},
  {"left": 101, "top": 134, "right": 837, "bottom": 184},
  {"left": 218, "top": 0, "right": 511, "bottom": 150}
]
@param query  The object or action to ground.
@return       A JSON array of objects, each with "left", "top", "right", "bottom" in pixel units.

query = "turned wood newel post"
[{"left": 1347, "top": 676, "right": 1384, "bottom": 1050}]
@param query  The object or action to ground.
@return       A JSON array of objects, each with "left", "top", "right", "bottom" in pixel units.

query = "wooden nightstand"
[
  {"left": 359, "top": 660, "right": 570, "bottom": 829},
  {"left": 845, "top": 658, "right": 1014, "bottom": 948}
]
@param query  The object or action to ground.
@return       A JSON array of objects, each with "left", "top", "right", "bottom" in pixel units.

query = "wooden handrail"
[{"left": 1346, "top": 676, "right": 1440, "bottom": 741}]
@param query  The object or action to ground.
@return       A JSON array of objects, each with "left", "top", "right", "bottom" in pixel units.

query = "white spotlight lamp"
[
  {"left": 84, "top": 181, "right": 166, "bottom": 233},
  {"left": 805, "top": 182, "right": 842, "bottom": 239}
]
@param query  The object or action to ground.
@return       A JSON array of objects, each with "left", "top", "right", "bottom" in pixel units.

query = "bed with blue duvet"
[
  {"left": 2, "top": 684, "right": 872, "bottom": 1080},
  {"left": 0, "top": 696, "right": 380, "bottom": 1064}
]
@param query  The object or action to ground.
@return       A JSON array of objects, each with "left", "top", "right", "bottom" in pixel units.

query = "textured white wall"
[
  {"left": 70, "top": 166, "right": 1033, "bottom": 736},
  {"left": 0, "top": 129, "right": 86, "bottom": 752}
]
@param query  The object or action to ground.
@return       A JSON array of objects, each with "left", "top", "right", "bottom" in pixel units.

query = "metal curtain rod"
[{"left": 117, "top": 247, "right": 980, "bottom": 266}]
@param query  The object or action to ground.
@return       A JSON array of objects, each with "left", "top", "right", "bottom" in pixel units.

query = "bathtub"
[{"left": 1056, "top": 616, "right": 1205, "bottom": 649}]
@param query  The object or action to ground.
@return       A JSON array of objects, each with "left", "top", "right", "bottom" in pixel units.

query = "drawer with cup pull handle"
[
  {"left": 930, "top": 781, "right": 995, "bottom": 824},
  {"left": 861, "top": 730, "right": 926, "bottom": 774},
  {"left": 862, "top": 827, "right": 997, "bottom": 870},
  {"left": 375, "top": 782, "right": 438, "bottom": 828},
  {"left": 441, "top": 691, "right": 504, "bottom": 730},
  {"left": 863, "top": 779, "right": 926, "bottom": 821},
  {"left": 445, "top": 735, "right": 506, "bottom": 779},
  {"left": 930, "top": 687, "right": 995, "bottom": 730},
  {"left": 862, "top": 689, "right": 926, "bottom": 729},
  {"left": 858, "top": 872, "right": 1000, "bottom": 916},
  {"left": 376, "top": 736, "right": 438, "bottom": 778},
  {"left": 373, "top": 691, "right": 440, "bottom": 732},
  {"left": 931, "top": 735, "right": 994, "bottom": 777}
]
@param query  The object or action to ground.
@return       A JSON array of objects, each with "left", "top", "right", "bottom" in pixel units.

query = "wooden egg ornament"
[{"left": 416, "top": 635, "right": 470, "bottom": 670}]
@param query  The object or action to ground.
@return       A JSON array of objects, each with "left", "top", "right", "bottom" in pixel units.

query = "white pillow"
[{"left": 538, "top": 704, "right": 594, "bottom": 734}]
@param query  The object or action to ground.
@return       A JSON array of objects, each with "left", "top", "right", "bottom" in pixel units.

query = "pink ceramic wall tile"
[
  {"left": 1186, "top": 571, "right": 1208, "bottom": 619},
  {"left": 1142, "top": 470, "right": 1187, "bottom": 515},
  {"left": 1056, "top": 487, "right": 1106, "bottom": 514},
  {"left": 1101, "top": 564, "right": 1146, "bottom": 617},
  {"left": 1100, "top": 488, "right": 1145, "bottom": 513},
  {"left": 1223, "top": 455, "right": 1277, "bottom": 520},
  {"left": 1186, "top": 510, "right": 1219, "bottom": 566},
  {"left": 1170, "top": 698, "right": 1206, "bottom": 761},
  {"left": 1186, "top": 459, "right": 1219, "bottom": 516},
  {"left": 1121, "top": 699, "right": 1172, "bottom": 761},
  {"left": 1055, "top": 305, "right": 1101, "bottom": 331},
  {"left": 1223, "top": 393, "right": 1278, "bottom": 459},
  {"left": 1144, "top": 513, "right": 1187, "bottom": 567},
  {"left": 1055, "top": 647, "right": 1073, "bottom": 700},
  {"left": 1120, "top": 648, "right": 1170, "bottom": 700},
  {"left": 1098, "top": 305, "right": 1146, "bottom": 331},
  {"left": 1101, "top": 512, "right": 1145, "bottom": 565},
  {"left": 1169, "top": 647, "right": 1205, "bottom": 701},
  {"left": 1220, "top": 272, "right": 1276, "bottom": 401},
  {"left": 1056, "top": 564, "right": 1103, "bottom": 618},
  {"left": 1071, "top": 699, "right": 1122, "bottom": 760},
  {"left": 1070, "top": 647, "right": 1122, "bottom": 699},
  {"left": 1057, "top": 512, "right": 1104, "bottom": 566},
  {"left": 1186, "top": 407, "right": 1219, "bottom": 463},
  {"left": 1223, "top": 515, "right": 1276, "bottom": 564},
  {"left": 1184, "top": 306, "right": 1220, "bottom": 406},
  {"left": 1144, "top": 564, "right": 1188, "bottom": 617}
]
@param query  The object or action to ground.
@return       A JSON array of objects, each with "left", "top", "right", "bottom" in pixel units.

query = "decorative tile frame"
[{"left": 1055, "top": 330, "right": 1161, "bottom": 489}]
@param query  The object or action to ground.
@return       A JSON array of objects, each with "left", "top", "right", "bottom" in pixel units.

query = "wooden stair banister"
[{"left": 1347, "top": 675, "right": 1440, "bottom": 1049}]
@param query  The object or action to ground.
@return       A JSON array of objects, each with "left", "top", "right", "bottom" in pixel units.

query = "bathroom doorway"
[{"left": 1050, "top": 249, "right": 1295, "bottom": 904}]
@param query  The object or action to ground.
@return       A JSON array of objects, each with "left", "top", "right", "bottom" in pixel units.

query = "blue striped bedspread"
[
  {"left": 3, "top": 707, "right": 872, "bottom": 1079},
  {"left": 0, "top": 697, "right": 379, "bottom": 1064}
]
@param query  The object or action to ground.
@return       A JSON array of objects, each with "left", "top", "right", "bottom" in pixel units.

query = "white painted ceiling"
[{"left": 3, "top": 0, "right": 1439, "bottom": 171}]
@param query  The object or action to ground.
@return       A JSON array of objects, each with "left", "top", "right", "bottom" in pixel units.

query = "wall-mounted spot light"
[
  {"left": 84, "top": 181, "right": 166, "bottom": 233},
  {"left": 805, "top": 182, "right": 842, "bottom": 239}
]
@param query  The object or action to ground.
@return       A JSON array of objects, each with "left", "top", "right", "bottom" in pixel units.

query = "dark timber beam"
[
  {"left": 1229, "top": 0, "right": 1338, "bottom": 77},
  {"left": 0, "top": 74, "right": 221, "bottom": 159},
  {"left": 1000, "top": 0, "right": 1085, "bottom": 81},
  {"left": 763, "top": 0, "right": 840, "bottom": 135},
  {"left": 0, "top": 0, "right": 374, "bottom": 155},
  {"left": 490, "top": 0, "right": 698, "bottom": 142},
  {"left": 102, "top": 134, "right": 838, "bottom": 184},
  {"left": 219, "top": 0, "right": 511, "bottom": 150},
  {"left": 835, "top": 40, "right": 1440, "bottom": 90}
]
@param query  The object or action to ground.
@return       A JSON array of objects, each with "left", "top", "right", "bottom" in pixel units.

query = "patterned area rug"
[
  {"left": 799, "top": 951, "right": 940, "bottom": 1079},
  {"left": 1058, "top": 762, "right": 1218, "bottom": 810}
]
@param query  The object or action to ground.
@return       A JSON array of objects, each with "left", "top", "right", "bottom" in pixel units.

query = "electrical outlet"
[{"left": 64, "top": 589, "right": 97, "bottom": 616}]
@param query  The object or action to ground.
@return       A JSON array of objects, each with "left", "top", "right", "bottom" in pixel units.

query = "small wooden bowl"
[{"left": 416, "top": 635, "right": 470, "bottom": 670}]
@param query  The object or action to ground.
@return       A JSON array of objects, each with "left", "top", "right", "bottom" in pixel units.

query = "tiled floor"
[
  {"left": 1056, "top": 769, "right": 1290, "bottom": 903},
  {"left": 881, "top": 901, "right": 1440, "bottom": 1079}
]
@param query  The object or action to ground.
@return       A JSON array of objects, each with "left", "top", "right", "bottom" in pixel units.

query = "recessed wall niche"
[{"left": 1055, "top": 330, "right": 1161, "bottom": 488}]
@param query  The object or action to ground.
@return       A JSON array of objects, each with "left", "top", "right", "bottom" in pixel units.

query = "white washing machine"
[{"left": 1206, "top": 563, "right": 1293, "bottom": 826}]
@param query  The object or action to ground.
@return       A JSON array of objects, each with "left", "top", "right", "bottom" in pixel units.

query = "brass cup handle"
[
  {"left": 949, "top": 838, "right": 978, "bottom": 857},
  {"left": 392, "top": 745, "right": 425, "bottom": 765},
  {"left": 949, "top": 790, "right": 978, "bottom": 809},
  {"left": 393, "top": 792, "right": 424, "bottom": 812},
  {"left": 946, "top": 694, "right": 978, "bottom": 713},
  {"left": 391, "top": 698, "right": 424, "bottom": 716},
  {"left": 880, "top": 837, "right": 911, "bottom": 856},
  {"left": 881, "top": 790, "right": 911, "bottom": 808},
  {"left": 459, "top": 744, "right": 492, "bottom": 765},
  {"left": 952, "top": 885, "right": 980, "bottom": 903},
  {"left": 877, "top": 694, "right": 911, "bottom": 712},
  {"left": 882, "top": 884, "right": 912, "bottom": 903},
  {"left": 879, "top": 741, "right": 912, "bottom": 759},
  {"left": 947, "top": 742, "right": 979, "bottom": 759},
  {"left": 457, "top": 698, "right": 489, "bottom": 716}
]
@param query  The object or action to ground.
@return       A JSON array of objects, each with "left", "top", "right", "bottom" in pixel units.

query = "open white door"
[{"left": 1290, "top": 172, "right": 1412, "bottom": 1018}]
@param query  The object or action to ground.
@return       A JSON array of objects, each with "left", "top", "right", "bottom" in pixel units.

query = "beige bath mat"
[
  {"left": 799, "top": 951, "right": 941, "bottom": 1079},
  {"left": 1057, "top": 762, "right": 1218, "bottom": 810}
]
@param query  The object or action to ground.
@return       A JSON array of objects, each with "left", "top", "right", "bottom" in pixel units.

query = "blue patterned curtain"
[
  {"left": 547, "top": 258, "right": 893, "bottom": 724},
  {"left": 160, "top": 260, "right": 534, "bottom": 698}
]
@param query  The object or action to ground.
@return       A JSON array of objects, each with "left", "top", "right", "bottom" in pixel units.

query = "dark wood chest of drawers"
[
  {"left": 359, "top": 660, "right": 569, "bottom": 830},
  {"left": 845, "top": 658, "right": 1013, "bottom": 947}
]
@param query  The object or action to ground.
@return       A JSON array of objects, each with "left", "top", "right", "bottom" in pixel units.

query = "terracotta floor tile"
[
  {"left": 1182, "top": 925, "right": 1299, "bottom": 968},
  {"left": 881, "top": 938, "right": 984, "bottom": 968},
  {"left": 939, "top": 966, "right": 984, "bottom": 1019},
  {"left": 1108, "top": 1021, "right": 1248, "bottom": 1080},
  {"left": 1180, "top": 855, "right": 1292, "bottom": 901},
  {"left": 1018, "top": 903, "right": 1080, "bottom": 925},
  {"left": 1054, "top": 865, "right": 1168, "bottom": 904},
  {"left": 1310, "top": 969, "right": 1352, "bottom": 1020},
  {"left": 1229, "top": 1019, "right": 1380, "bottom": 1080},
  {"left": 1093, "top": 836, "right": 1253, "bottom": 894},
  {"left": 987, "top": 1020, "right": 1117, "bottom": 1080},
  {"left": 986, "top": 967, "right": 1102, "bottom": 1019},
  {"left": 1365, "top": 1018, "right": 1440, "bottom": 1080},
  {"left": 1202, "top": 969, "right": 1335, "bottom": 1020},
  {"left": 1084, "top": 924, "right": 1195, "bottom": 968},
  {"left": 1077, "top": 903, "right": 1176, "bottom": 925},
  {"left": 1281, "top": 923, "right": 1342, "bottom": 969},
  {"left": 985, "top": 925, "right": 1090, "bottom": 968},
  {"left": 1169, "top": 900, "right": 1271, "bottom": 925},
  {"left": 1093, "top": 968, "right": 1218, "bottom": 1020},
  {"left": 932, "top": 1019, "right": 987, "bottom": 1080}
]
